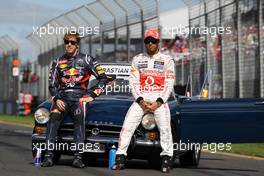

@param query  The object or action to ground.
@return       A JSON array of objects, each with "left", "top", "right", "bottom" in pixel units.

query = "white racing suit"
[{"left": 116, "top": 51, "right": 175, "bottom": 157}]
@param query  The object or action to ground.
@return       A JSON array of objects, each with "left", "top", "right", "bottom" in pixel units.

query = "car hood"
[
  {"left": 83, "top": 97, "right": 133, "bottom": 126},
  {"left": 38, "top": 96, "right": 134, "bottom": 126}
]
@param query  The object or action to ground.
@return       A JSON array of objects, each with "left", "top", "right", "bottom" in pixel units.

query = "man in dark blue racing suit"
[{"left": 42, "top": 32, "right": 110, "bottom": 168}]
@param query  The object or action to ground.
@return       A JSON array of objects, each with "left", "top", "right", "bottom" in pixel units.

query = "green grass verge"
[
  {"left": 226, "top": 143, "right": 264, "bottom": 158},
  {"left": 0, "top": 115, "right": 34, "bottom": 126}
]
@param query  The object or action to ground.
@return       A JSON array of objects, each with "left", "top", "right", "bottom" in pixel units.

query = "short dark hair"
[{"left": 63, "top": 31, "right": 80, "bottom": 44}]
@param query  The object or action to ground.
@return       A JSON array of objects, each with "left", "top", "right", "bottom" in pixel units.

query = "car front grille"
[{"left": 58, "top": 124, "right": 122, "bottom": 137}]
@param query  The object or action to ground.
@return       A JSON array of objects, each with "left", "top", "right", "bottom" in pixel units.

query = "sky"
[{"left": 0, "top": 0, "right": 187, "bottom": 61}]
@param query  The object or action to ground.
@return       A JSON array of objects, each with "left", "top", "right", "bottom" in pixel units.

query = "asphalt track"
[{"left": 0, "top": 123, "right": 264, "bottom": 176}]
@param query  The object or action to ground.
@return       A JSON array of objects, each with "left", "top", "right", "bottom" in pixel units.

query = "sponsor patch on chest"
[
  {"left": 138, "top": 63, "right": 148, "bottom": 69},
  {"left": 154, "top": 61, "right": 164, "bottom": 70},
  {"left": 137, "top": 60, "right": 148, "bottom": 69},
  {"left": 59, "top": 63, "right": 68, "bottom": 69}
]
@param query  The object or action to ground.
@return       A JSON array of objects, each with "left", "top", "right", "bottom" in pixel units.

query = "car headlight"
[
  {"left": 141, "top": 113, "right": 156, "bottom": 130},
  {"left": 34, "top": 108, "right": 50, "bottom": 124}
]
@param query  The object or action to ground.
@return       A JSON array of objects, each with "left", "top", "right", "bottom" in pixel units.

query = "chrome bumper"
[
  {"left": 32, "top": 133, "right": 119, "bottom": 144},
  {"left": 135, "top": 139, "right": 161, "bottom": 147},
  {"left": 32, "top": 134, "right": 161, "bottom": 148}
]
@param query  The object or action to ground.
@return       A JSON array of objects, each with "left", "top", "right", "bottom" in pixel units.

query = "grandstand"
[{"left": 183, "top": 0, "right": 263, "bottom": 98}]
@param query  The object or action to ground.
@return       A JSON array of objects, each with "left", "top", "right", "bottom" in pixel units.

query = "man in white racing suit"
[{"left": 112, "top": 28, "right": 175, "bottom": 173}]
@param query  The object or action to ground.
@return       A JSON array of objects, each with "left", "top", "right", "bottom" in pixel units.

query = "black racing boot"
[
  {"left": 42, "top": 152, "right": 54, "bottom": 167},
  {"left": 72, "top": 153, "right": 85, "bottom": 168},
  {"left": 111, "top": 154, "right": 125, "bottom": 170},
  {"left": 160, "top": 155, "right": 171, "bottom": 173}
]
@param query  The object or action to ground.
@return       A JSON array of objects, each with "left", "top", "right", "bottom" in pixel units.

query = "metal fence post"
[{"left": 258, "top": 0, "right": 264, "bottom": 97}]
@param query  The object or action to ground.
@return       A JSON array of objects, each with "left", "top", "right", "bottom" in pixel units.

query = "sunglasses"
[
  {"left": 144, "top": 37, "right": 159, "bottom": 44},
  {"left": 64, "top": 40, "right": 77, "bottom": 45}
]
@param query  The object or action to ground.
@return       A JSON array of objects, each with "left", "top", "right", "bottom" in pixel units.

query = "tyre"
[
  {"left": 52, "top": 152, "right": 61, "bottom": 164},
  {"left": 83, "top": 154, "right": 97, "bottom": 166},
  {"left": 170, "top": 121, "right": 178, "bottom": 168},
  {"left": 148, "top": 152, "right": 162, "bottom": 169},
  {"left": 179, "top": 145, "right": 201, "bottom": 167}
]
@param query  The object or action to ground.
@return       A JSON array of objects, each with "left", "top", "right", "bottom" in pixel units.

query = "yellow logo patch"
[
  {"left": 59, "top": 64, "right": 67, "bottom": 69},
  {"left": 98, "top": 70, "right": 105, "bottom": 75},
  {"left": 96, "top": 66, "right": 102, "bottom": 71},
  {"left": 93, "top": 88, "right": 102, "bottom": 96}
]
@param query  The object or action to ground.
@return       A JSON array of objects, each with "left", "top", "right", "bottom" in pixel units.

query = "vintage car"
[{"left": 32, "top": 64, "right": 264, "bottom": 168}]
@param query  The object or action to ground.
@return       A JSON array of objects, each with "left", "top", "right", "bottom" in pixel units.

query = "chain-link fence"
[{"left": 182, "top": 0, "right": 263, "bottom": 98}]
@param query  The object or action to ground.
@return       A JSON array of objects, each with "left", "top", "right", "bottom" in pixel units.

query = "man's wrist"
[
  {"left": 156, "top": 101, "right": 162, "bottom": 107},
  {"left": 156, "top": 97, "right": 164, "bottom": 107},
  {"left": 52, "top": 96, "right": 59, "bottom": 103},
  {"left": 136, "top": 97, "right": 144, "bottom": 104}
]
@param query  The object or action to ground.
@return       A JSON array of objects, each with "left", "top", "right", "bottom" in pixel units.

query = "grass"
[
  {"left": 0, "top": 115, "right": 34, "bottom": 126},
  {"left": 226, "top": 143, "right": 264, "bottom": 158},
  {"left": 203, "top": 143, "right": 264, "bottom": 158}
]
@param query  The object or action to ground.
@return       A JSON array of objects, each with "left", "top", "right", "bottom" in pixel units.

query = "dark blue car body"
[{"left": 32, "top": 95, "right": 264, "bottom": 167}]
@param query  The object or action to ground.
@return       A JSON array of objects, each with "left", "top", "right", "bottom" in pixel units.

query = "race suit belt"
[
  {"left": 59, "top": 89, "right": 86, "bottom": 102},
  {"left": 62, "top": 89, "right": 86, "bottom": 93}
]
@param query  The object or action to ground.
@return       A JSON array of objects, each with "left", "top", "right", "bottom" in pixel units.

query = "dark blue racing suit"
[{"left": 46, "top": 52, "right": 109, "bottom": 153}]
